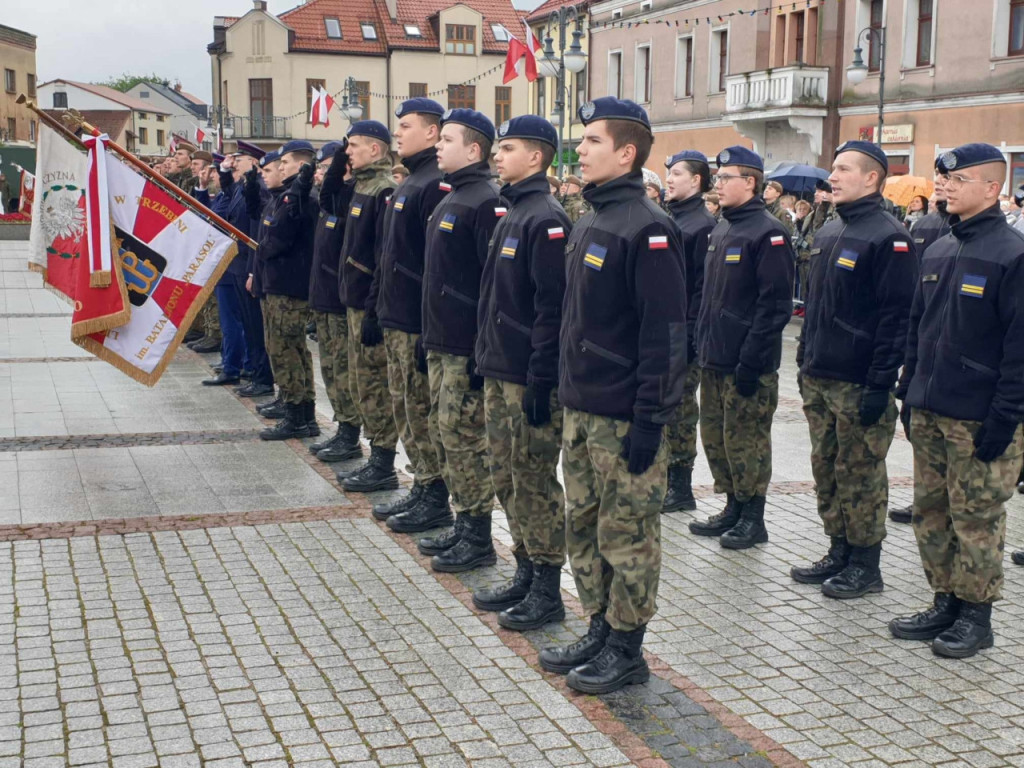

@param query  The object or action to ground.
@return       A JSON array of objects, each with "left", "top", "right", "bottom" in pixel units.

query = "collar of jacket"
[
  {"left": 667, "top": 194, "right": 707, "bottom": 218},
  {"left": 722, "top": 195, "right": 766, "bottom": 223},
  {"left": 403, "top": 146, "right": 439, "bottom": 175},
  {"left": 268, "top": 185, "right": 287, "bottom": 198},
  {"left": 444, "top": 160, "right": 492, "bottom": 190},
  {"left": 280, "top": 172, "right": 298, "bottom": 188},
  {"left": 582, "top": 171, "right": 644, "bottom": 211},
  {"left": 950, "top": 203, "right": 1006, "bottom": 241},
  {"left": 835, "top": 192, "right": 886, "bottom": 223},
  {"left": 500, "top": 171, "right": 550, "bottom": 205},
  {"left": 353, "top": 157, "right": 393, "bottom": 182}
]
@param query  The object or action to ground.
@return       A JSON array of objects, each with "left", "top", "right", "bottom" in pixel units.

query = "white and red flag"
[
  {"left": 309, "top": 86, "right": 336, "bottom": 127},
  {"left": 194, "top": 124, "right": 206, "bottom": 146},
  {"left": 523, "top": 19, "right": 542, "bottom": 54},
  {"left": 15, "top": 165, "right": 35, "bottom": 215},
  {"left": 503, "top": 21, "right": 541, "bottom": 83}
]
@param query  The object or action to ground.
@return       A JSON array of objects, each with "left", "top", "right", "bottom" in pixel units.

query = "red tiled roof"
[
  {"left": 38, "top": 80, "right": 171, "bottom": 114},
  {"left": 280, "top": 0, "right": 388, "bottom": 55},
  {"left": 527, "top": 0, "right": 591, "bottom": 24},
  {"left": 176, "top": 89, "right": 206, "bottom": 106}
]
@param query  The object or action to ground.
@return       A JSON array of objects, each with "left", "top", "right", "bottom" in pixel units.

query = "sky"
[{"left": 5, "top": 0, "right": 546, "bottom": 104}]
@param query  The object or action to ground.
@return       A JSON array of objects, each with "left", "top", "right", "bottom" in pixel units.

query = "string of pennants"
[{"left": 593, "top": 0, "right": 834, "bottom": 31}]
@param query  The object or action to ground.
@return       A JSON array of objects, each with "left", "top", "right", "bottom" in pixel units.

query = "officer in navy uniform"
[
  {"left": 792, "top": 141, "right": 918, "bottom": 599},
  {"left": 537, "top": 97, "right": 686, "bottom": 695},
  {"left": 689, "top": 146, "right": 795, "bottom": 549},
  {"left": 889, "top": 157, "right": 952, "bottom": 524},
  {"left": 890, "top": 143, "right": 1024, "bottom": 658},
  {"left": 470, "top": 115, "right": 570, "bottom": 631},
  {"left": 662, "top": 150, "right": 716, "bottom": 513}
]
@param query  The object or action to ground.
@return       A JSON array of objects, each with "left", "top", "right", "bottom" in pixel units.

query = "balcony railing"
[
  {"left": 227, "top": 115, "right": 290, "bottom": 140},
  {"left": 725, "top": 65, "right": 829, "bottom": 113}
]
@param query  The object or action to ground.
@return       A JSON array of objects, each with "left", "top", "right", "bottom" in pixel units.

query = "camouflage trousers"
[
  {"left": 384, "top": 329, "right": 442, "bottom": 485},
  {"left": 346, "top": 308, "right": 397, "bottom": 450},
  {"left": 700, "top": 369, "right": 778, "bottom": 501},
  {"left": 563, "top": 408, "right": 666, "bottom": 631},
  {"left": 262, "top": 294, "right": 314, "bottom": 405},
  {"left": 910, "top": 408, "right": 1024, "bottom": 603},
  {"left": 313, "top": 311, "right": 359, "bottom": 427},
  {"left": 202, "top": 293, "right": 222, "bottom": 342},
  {"left": 665, "top": 363, "right": 701, "bottom": 468},
  {"left": 484, "top": 378, "right": 565, "bottom": 565},
  {"left": 427, "top": 351, "right": 494, "bottom": 517},
  {"left": 802, "top": 376, "right": 897, "bottom": 547}
]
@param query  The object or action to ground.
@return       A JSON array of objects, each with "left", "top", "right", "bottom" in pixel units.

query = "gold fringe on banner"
[{"left": 89, "top": 270, "right": 112, "bottom": 288}]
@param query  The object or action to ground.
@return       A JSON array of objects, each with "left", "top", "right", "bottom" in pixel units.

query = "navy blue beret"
[
  {"left": 346, "top": 120, "right": 392, "bottom": 145},
  {"left": 441, "top": 108, "right": 495, "bottom": 140},
  {"left": 279, "top": 139, "right": 315, "bottom": 156},
  {"left": 937, "top": 143, "right": 1006, "bottom": 173},
  {"left": 496, "top": 115, "right": 558, "bottom": 149},
  {"left": 666, "top": 150, "right": 708, "bottom": 169},
  {"left": 395, "top": 98, "right": 445, "bottom": 119},
  {"left": 259, "top": 149, "right": 280, "bottom": 167},
  {"left": 212, "top": 152, "right": 225, "bottom": 165},
  {"left": 577, "top": 97, "right": 651, "bottom": 133},
  {"left": 234, "top": 140, "right": 265, "bottom": 160},
  {"left": 316, "top": 141, "right": 346, "bottom": 162},
  {"left": 835, "top": 140, "right": 888, "bottom": 173},
  {"left": 716, "top": 146, "right": 763, "bottom": 172}
]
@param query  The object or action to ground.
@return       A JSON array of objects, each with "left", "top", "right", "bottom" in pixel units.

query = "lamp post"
[
  {"left": 537, "top": 5, "right": 587, "bottom": 177},
  {"left": 846, "top": 25, "right": 886, "bottom": 146},
  {"left": 340, "top": 76, "right": 364, "bottom": 122}
]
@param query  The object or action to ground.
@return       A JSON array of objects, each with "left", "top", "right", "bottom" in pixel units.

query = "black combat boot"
[
  {"left": 184, "top": 328, "right": 203, "bottom": 344},
  {"left": 889, "top": 592, "right": 960, "bottom": 641},
  {"left": 932, "top": 600, "right": 994, "bottom": 658},
  {"left": 191, "top": 336, "right": 221, "bottom": 353},
  {"left": 258, "top": 398, "right": 287, "bottom": 420},
  {"left": 539, "top": 613, "right": 610, "bottom": 674},
  {"left": 720, "top": 496, "right": 769, "bottom": 549},
  {"left": 566, "top": 626, "right": 649, "bottom": 694},
  {"left": 309, "top": 423, "right": 340, "bottom": 454},
  {"left": 340, "top": 446, "right": 399, "bottom": 492},
  {"left": 388, "top": 480, "right": 453, "bottom": 533},
  {"left": 888, "top": 504, "right": 912, "bottom": 524},
  {"left": 418, "top": 512, "right": 466, "bottom": 556},
  {"left": 498, "top": 563, "right": 565, "bottom": 631},
  {"left": 372, "top": 484, "right": 423, "bottom": 522},
  {"left": 688, "top": 494, "right": 740, "bottom": 536},
  {"left": 472, "top": 554, "right": 533, "bottom": 612},
  {"left": 431, "top": 514, "right": 496, "bottom": 573},
  {"left": 1013, "top": 551, "right": 1024, "bottom": 566},
  {"left": 791, "top": 537, "right": 850, "bottom": 584},
  {"left": 303, "top": 401, "right": 320, "bottom": 437},
  {"left": 259, "top": 403, "right": 311, "bottom": 441},
  {"left": 821, "top": 542, "right": 883, "bottom": 599},
  {"left": 317, "top": 422, "right": 362, "bottom": 462},
  {"left": 662, "top": 465, "right": 697, "bottom": 513}
]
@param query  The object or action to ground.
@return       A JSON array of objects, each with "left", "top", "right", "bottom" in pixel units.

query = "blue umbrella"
[{"left": 766, "top": 163, "right": 830, "bottom": 195}]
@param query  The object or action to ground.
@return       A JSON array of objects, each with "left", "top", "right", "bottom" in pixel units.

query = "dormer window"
[
  {"left": 404, "top": 24, "right": 422, "bottom": 37},
  {"left": 325, "top": 18, "right": 342, "bottom": 39},
  {"left": 361, "top": 22, "right": 377, "bottom": 40},
  {"left": 491, "top": 24, "right": 510, "bottom": 42},
  {"left": 446, "top": 24, "right": 476, "bottom": 55}
]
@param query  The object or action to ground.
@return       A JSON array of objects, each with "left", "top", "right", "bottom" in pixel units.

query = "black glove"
[
  {"left": 973, "top": 415, "right": 1018, "bottom": 462},
  {"left": 522, "top": 383, "right": 553, "bottom": 428},
  {"left": 859, "top": 388, "right": 889, "bottom": 427},
  {"left": 620, "top": 419, "right": 663, "bottom": 476},
  {"left": 900, "top": 402, "right": 912, "bottom": 440},
  {"left": 734, "top": 364, "right": 759, "bottom": 398},
  {"left": 360, "top": 314, "right": 383, "bottom": 347},
  {"left": 244, "top": 166, "right": 259, "bottom": 189},
  {"left": 414, "top": 336, "right": 427, "bottom": 374},
  {"left": 466, "top": 356, "right": 483, "bottom": 391}
]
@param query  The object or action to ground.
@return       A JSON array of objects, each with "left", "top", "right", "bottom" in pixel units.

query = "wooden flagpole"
[{"left": 18, "top": 95, "right": 259, "bottom": 250}]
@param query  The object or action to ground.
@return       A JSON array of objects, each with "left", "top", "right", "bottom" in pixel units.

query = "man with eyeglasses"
[
  {"left": 889, "top": 143, "right": 1024, "bottom": 658},
  {"left": 790, "top": 141, "right": 917, "bottom": 599},
  {"left": 689, "top": 147, "right": 794, "bottom": 549}
]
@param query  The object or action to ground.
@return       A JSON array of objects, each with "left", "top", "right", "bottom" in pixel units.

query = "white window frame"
[
  {"left": 901, "top": 0, "right": 936, "bottom": 69},
  {"left": 360, "top": 22, "right": 377, "bottom": 40},
  {"left": 612, "top": 9, "right": 622, "bottom": 19},
  {"left": 992, "top": 0, "right": 1021, "bottom": 58},
  {"left": 709, "top": 25, "right": 730, "bottom": 94},
  {"left": 635, "top": 42, "right": 652, "bottom": 103},
  {"left": 608, "top": 49, "right": 623, "bottom": 99},
  {"left": 405, "top": 24, "right": 422, "bottom": 37},
  {"left": 491, "top": 24, "right": 509, "bottom": 42},
  {"left": 640, "top": 0, "right": 652, "bottom": 11},
  {"left": 674, "top": 33, "right": 694, "bottom": 99},
  {"left": 325, "top": 17, "right": 342, "bottom": 39}
]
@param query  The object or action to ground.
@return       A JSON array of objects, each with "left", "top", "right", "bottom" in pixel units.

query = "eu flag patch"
[
  {"left": 350, "top": 205, "right": 362, "bottom": 218},
  {"left": 394, "top": 196, "right": 406, "bottom": 211},
  {"left": 724, "top": 247, "right": 742, "bottom": 264},
  {"left": 836, "top": 249, "right": 858, "bottom": 271},
  {"left": 960, "top": 274, "right": 986, "bottom": 298},
  {"left": 262, "top": 218, "right": 272, "bottom": 227},
  {"left": 325, "top": 216, "right": 338, "bottom": 230},
  {"left": 583, "top": 244, "right": 607, "bottom": 271},
  {"left": 500, "top": 237, "right": 518, "bottom": 259},
  {"left": 439, "top": 213, "right": 456, "bottom": 232}
]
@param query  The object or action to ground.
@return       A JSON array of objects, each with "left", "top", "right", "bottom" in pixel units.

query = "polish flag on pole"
[
  {"left": 503, "top": 34, "right": 538, "bottom": 83},
  {"left": 523, "top": 19, "right": 542, "bottom": 54},
  {"left": 194, "top": 124, "right": 206, "bottom": 146},
  {"left": 310, "top": 86, "right": 336, "bottom": 127}
]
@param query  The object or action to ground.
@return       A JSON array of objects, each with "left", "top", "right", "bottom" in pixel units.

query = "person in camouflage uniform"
[
  {"left": 561, "top": 175, "right": 591, "bottom": 224},
  {"left": 889, "top": 143, "right": 1024, "bottom": 659},
  {"left": 763, "top": 180, "right": 794, "bottom": 233}
]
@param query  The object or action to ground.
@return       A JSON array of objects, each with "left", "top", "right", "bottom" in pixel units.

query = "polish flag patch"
[
  {"left": 439, "top": 181, "right": 452, "bottom": 192},
  {"left": 648, "top": 235, "right": 668, "bottom": 250},
  {"left": 770, "top": 235, "right": 786, "bottom": 246},
  {"left": 893, "top": 240, "right": 910, "bottom": 252},
  {"left": 547, "top": 227, "right": 565, "bottom": 240},
  {"left": 494, "top": 206, "right": 507, "bottom": 217}
]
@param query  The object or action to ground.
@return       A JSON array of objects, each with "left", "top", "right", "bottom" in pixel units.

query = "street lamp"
[
  {"left": 340, "top": 76, "right": 364, "bottom": 121},
  {"left": 846, "top": 26, "right": 886, "bottom": 146},
  {"left": 538, "top": 5, "right": 587, "bottom": 176}
]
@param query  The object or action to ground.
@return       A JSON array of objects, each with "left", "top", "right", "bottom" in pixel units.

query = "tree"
[{"left": 96, "top": 73, "right": 172, "bottom": 93}]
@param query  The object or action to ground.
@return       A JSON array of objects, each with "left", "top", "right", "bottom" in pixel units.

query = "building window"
[
  {"left": 139, "top": 126, "right": 148, "bottom": 145},
  {"left": 157, "top": 129, "right": 165, "bottom": 147},
  {"left": 405, "top": 24, "right": 422, "bottom": 37},
  {"left": 140, "top": 90, "right": 150, "bottom": 98},
  {"left": 1010, "top": 152, "right": 1024, "bottom": 189},
  {"left": 446, "top": 24, "right": 476, "bottom": 55},
  {"left": 325, "top": 17, "right": 342, "bottom": 39},
  {"left": 612, "top": 9, "right": 622, "bottom": 19},
  {"left": 306, "top": 78, "right": 326, "bottom": 122},
  {"left": 869, "top": 0, "right": 884, "bottom": 71},
  {"left": 3, "top": 69, "right": 14, "bottom": 94},
  {"left": 156, "top": 115, "right": 165, "bottom": 122},
  {"left": 249, "top": 78, "right": 274, "bottom": 135},
  {"left": 491, "top": 24, "right": 510, "bottom": 42},
  {"left": 640, "top": 0, "right": 652, "bottom": 10},
  {"left": 1011, "top": 0, "right": 1024, "bottom": 56},
  {"left": 916, "top": 0, "right": 933, "bottom": 65},
  {"left": 138, "top": 112, "right": 148, "bottom": 120},
  {"left": 494, "top": 86, "right": 511, "bottom": 126},
  {"left": 53, "top": 92, "right": 67, "bottom": 109},
  {"left": 6, "top": 118, "right": 16, "bottom": 141},
  {"left": 575, "top": 68, "right": 587, "bottom": 115},
  {"left": 793, "top": 11, "right": 805, "bottom": 62},
  {"left": 609, "top": 51, "right": 622, "bottom": 99},
  {"left": 711, "top": 29, "right": 729, "bottom": 93},
  {"left": 29, "top": 120, "right": 36, "bottom": 142},
  {"left": 675, "top": 36, "right": 693, "bottom": 97},
  {"left": 27, "top": 73, "right": 35, "bottom": 97},
  {"left": 361, "top": 22, "right": 377, "bottom": 40},
  {"left": 535, "top": 77, "right": 546, "bottom": 116},
  {"left": 448, "top": 84, "right": 476, "bottom": 110},
  {"left": 635, "top": 44, "right": 651, "bottom": 103},
  {"left": 409, "top": 83, "right": 427, "bottom": 98},
  {"left": 354, "top": 81, "right": 370, "bottom": 119}
]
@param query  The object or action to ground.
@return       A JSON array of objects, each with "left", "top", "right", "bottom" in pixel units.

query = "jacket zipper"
[{"left": 924, "top": 241, "right": 964, "bottom": 406}]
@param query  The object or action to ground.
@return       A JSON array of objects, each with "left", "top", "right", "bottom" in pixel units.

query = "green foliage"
[{"left": 96, "top": 73, "right": 172, "bottom": 93}]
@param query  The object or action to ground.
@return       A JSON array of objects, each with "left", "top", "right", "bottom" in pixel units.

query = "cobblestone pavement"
[{"left": 3, "top": 239, "right": 1024, "bottom": 768}]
